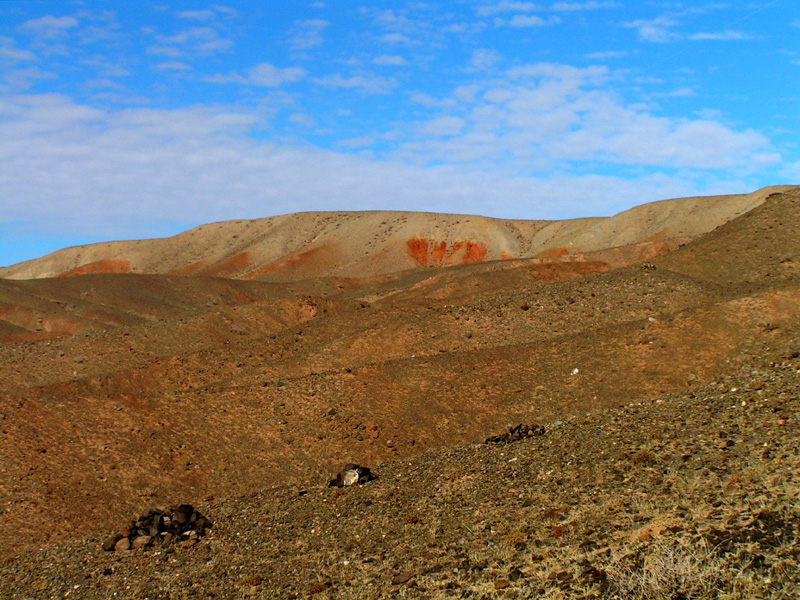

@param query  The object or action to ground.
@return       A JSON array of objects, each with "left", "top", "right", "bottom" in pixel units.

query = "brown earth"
[{"left": 0, "top": 187, "right": 798, "bottom": 598}]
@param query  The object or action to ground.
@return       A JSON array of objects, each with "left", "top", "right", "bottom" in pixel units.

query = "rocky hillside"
[
  {"left": 0, "top": 186, "right": 791, "bottom": 281},
  {"left": 0, "top": 188, "right": 798, "bottom": 599}
]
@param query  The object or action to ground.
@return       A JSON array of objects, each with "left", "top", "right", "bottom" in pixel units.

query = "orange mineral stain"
[{"left": 59, "top": 259, "right": 131, "bottom": 277}]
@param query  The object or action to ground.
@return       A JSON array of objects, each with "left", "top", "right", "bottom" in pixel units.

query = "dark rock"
[
  {"left": 102, "top": 504, "right": 212, "bottom": 552},
  {"left": 485, "top": 424, "right": 545, "bottom": 444}
]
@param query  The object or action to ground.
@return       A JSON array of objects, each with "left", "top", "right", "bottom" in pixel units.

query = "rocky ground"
[{"left": 1, "top": 333, "right": 798, "bottom": 599}]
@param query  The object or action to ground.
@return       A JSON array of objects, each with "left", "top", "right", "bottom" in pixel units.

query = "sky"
[{"left": 0, "top": 1, "right": 798, "bottom": 268}]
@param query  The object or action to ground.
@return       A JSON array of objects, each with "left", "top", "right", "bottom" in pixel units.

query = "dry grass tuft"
[{"left": 606, "top": 541, "right": 720, "bottom": 600}]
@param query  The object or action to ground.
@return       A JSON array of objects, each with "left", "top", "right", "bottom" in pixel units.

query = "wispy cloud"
[
  {"left": 2, "top": 67, "right": 57, "bottom": 92},
  {"left": 314, "top": 72, "right": 398, "bottom": 95},
  {"left": 204, "top": 62, "right": 307, "bottom": 87},
  {"left": 586, "top": 50, "right": 628, "bottom": 60},
  {"left": 478, "top": 1, "right": 617, "bottom": 16},
  {"left": 152, "top": 27, "right": 234, "bottom": 57},
  {"left": 176, "top": 10, "right": 216, "bottom": 21},
  {"left": 469, "top": 49, "right": 502, "bottom": 70},
  {"left": 688, "top": 30, "right": 750, "bottom": 41},
  {"left": 392, "top": 62, "right": 773, "bottom": 172},
  {"left": 372, "top": 54, "right": 408, "bottom": 66},
  {"left": 622, "top": 16, "right": 680, "bottom": 43},
  {"left": 18, "top": 15, "right": 79, "bottom": 38},
  {"left": 154, "top": 61, "right": 192, "bottom": 71},
  {"left": 291, "top": 19, "right": 330, "bottom": 50},
  {"left": 249, "top": 63, "right": 307, "bottom": 87},
  {"left": 0, "top": 37, "right": 37, "bottom": 62},
  {"left": 495, "top": 15, "right": 561, "bottom": 27}
]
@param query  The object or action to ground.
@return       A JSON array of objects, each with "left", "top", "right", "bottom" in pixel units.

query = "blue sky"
[{"left": 0, "top": 1, "right": 797, "bottom": 268}]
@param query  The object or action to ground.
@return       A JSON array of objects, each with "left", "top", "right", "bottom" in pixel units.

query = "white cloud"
[
  {"left": 409, "top": 92, "right": 458, "bottom": 108},
  {"left": 550, "top": 2, "right": 618, "bottom": 10},
  {"left": 210, "top": 5, "right": 239, "bottom": 18},
  {"left": 2, "top": 67, "right": 57, "bottom": 92},
  {"left": 176, "top": 10, "right": 216, "bottom": 21},
  {"left": 157, "top": 27, "right": 233, "bottom": 55},
  {"left": 469, "top": 49, "right": 502, "bottom": 70},
  {"left": 422, "top": 116, "right": 466, "bottom": 136},
  {"left": 337, "top": 136, "right": 375, "bottom": 149},
  {"left": 622, "top": 17, "right": 680, "bottom": 43},
  {"left": 479, "top": 1, "right": 616, "bottom": 15},
  {"left": 585, "top": 50, "right": 628, "bottom": 59},
  {"left": 478, "top": 2, "right": 542, "bottom": 17},
  {"left": 372, "top": 54, "right": 408, "bottom": 66},
  {"left": 0, "top": 37, "right": 37, "bottom": 62},
  {"left": 500, "top": 15, "right": 548, "bottom": 27},
  {"left": 379, "top": 33, "right": 415, "bottom": 44},
  {"left": 689, "top": 30, "right": 750, "bottom": 41},
  {"left": 391, "top": 62, "right": 774, "bottom": 172},
  {"left": 291, "top": 19, "right": 330, "bottom": 50},
  {"left": 314, "top": 72, "right": 398, "bottom": 95},
  {"left": 288, "top": 113, "right": 315, "bottom": 127},
  {"left": 0, "top": 93, "right": 782, "bottom": 244},
  {"left": 18, "top": 16, "right": 79, "bottom": 37},
  {"left": 248, "top": 63, "right": 307, "bottom": 87},
  {"left": 154, "top": 61, "right": 192, "bottom": 71}
]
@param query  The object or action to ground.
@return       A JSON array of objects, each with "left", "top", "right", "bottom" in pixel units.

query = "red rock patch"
[{"left": 407, "top": 239, "right": 488, "bottom": 267}]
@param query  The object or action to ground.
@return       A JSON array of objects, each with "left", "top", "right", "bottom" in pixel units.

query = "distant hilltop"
[{"left": 1, "top": 186, "right": 794, "bottom": 282}]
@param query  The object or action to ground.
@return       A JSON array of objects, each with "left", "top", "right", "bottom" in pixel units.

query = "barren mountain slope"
[
  {"left": 1, "top": 186, "right": 791, "bottom": 281},
  {"left": 0, "top": 189, "right": 799, "bottom": 561},
  {"left": 2, "top": 330, "right": 799, "bottom": 600}
]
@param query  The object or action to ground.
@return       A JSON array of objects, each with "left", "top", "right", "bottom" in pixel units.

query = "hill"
[{"left": 0, "top": 186, "right": 791, "bottom": 281}]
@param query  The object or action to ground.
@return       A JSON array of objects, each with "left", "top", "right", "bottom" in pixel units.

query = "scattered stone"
[
  {"left": 114, "top": 537, "right": 130, "bottom": 552},
  {"left": 102, "top": 533, "right": 123, "bottom": 552},
  {"left": 485, "top": 424, "right": 545, "bottom": 445},
  {"left": 329, "top": 464, "right": 377, "bottom": 487},
  {"left": 102, "top": 504, "right": 212, "bottom": 552},
  {"left": 495, "top": 579, "right": 510, "bottom": 589},
  {"left": 392, "top": 571, "right": 414, "bottom": 585}
]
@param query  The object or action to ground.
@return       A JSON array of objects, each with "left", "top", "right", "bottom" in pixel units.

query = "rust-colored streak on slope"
[
  {"left": 207, "top": 252, "right": 251, "bottom": 277},
  {"left": 432, "top": 241, "right": 447, "bottom": 265},
  {"left": 501, "top": 251, "right": 514, "bottom": 260},
  {"left": 58, "top": 259, "right": 131, "bottom": 277},
  {"left": 0, "top": 303, "right": 81, "bottom": 337},
  {"left": 462, "top": 242, "right": 487, "bottom": 264},
  {"left": 168, "top": 259, "right": 207, "bottom": 276},
  {"left": 538, "top": 247, "right": 570, "bottom": 258},
  {"left": 243, "top": 246, "right": 327, "bottom": 280},
  {"left": 406, "top": 238, "right": 429, "bottom": 266},
  {"left": 526, "top": 261, "right": 609, "bottom": 281}
]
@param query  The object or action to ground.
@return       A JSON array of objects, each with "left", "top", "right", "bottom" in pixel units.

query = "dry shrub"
[{"left": 606, "top": 541, "right": 720, "bottom": 600}]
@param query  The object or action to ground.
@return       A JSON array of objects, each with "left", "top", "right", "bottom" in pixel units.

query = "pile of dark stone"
[
  {"left": 102, "top": 504, "right": 212, "bottom": 552},
  {"left": 328, "top": 464, "right": 377, "bottom": 487},
  {"left": 485, "top": 424, "right": 546, "bottom": 445}
]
